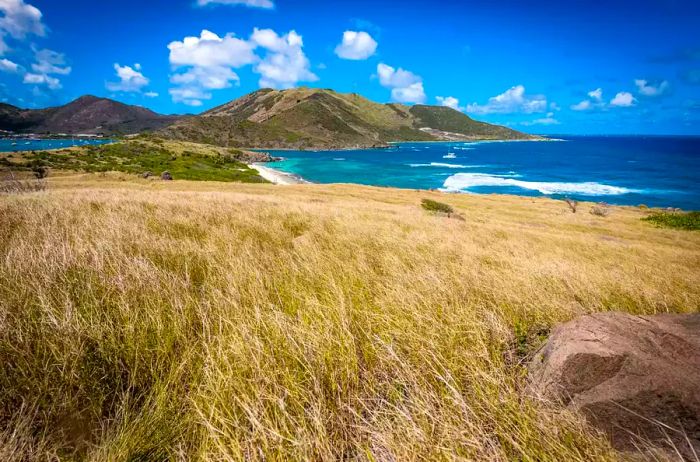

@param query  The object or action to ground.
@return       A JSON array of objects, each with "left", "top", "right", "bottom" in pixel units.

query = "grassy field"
[
  {"left": 0, "top": 138, "right": 267, "bottom": 183},
  {"left": 1, "top": 175, "right": 698, "bottom": 461}
]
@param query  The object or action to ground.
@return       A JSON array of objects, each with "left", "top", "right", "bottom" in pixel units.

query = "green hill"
[{"left": 160, "top": 88, "right": 541, "bottom": 149}]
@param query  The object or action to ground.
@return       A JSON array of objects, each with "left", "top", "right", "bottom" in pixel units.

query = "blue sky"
[{"left": 0, "top": 0, "right": 699, "bottom": 135}]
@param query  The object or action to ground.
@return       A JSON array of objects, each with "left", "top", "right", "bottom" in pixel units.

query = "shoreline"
[{"left": 250, "top": 163, "right": 308, "bottom": 185}]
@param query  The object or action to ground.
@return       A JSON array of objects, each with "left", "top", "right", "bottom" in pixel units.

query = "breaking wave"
[{"left": 441, "top": 173, "right": 638, "bottom": 196}]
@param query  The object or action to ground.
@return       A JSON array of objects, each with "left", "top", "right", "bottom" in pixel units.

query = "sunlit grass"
[{"left": 1, "top": 175, "right": 698, "bottom": 460}]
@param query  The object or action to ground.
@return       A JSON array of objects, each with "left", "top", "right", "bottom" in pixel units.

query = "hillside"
[
  {"left": 0, "top": 96, "right": 182, "bottom": 135},
  {"left": 0, "top": 138, "right": 271, "bottom": 183},
  {"left": 0, "top": 176, "right": 697, "bottom": 460},
  {"left": 160, "top": 88, "right": 540, "bottom": 149}
]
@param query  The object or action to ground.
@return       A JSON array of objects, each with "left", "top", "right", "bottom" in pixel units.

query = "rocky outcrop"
[{"left": 529, "top": 312, "right": 700, "bottom": 459}]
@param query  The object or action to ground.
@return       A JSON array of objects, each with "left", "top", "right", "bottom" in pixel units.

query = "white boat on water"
[{"left": 443, "top": 152, "right": 457, "bottom": 159}]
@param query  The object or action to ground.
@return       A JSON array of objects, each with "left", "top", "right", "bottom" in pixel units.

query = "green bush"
[
  {"left": 642, "top": 211, "right": 700, "bottom": 231},
  {"left": 421, "top": 198, "right": 454, "bottom": 214}
]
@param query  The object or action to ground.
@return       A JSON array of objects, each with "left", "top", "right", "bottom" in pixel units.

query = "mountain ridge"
[
  {"left": 0, "top": 96, "right": 182, "bottom": 135},
  {"left": 159, "top": 87, "right": 541, "bottom": 149}
]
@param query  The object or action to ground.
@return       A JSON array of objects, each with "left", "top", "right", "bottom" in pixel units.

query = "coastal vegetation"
[
  {"left": 0, "top": 138, "right": 267, "bottom": 183},
  {"left": 0, "top": 176, "right": 697, "bottom": 460},
  {"left": 642, "top": 210, "right": 700, "bottom": 230}
]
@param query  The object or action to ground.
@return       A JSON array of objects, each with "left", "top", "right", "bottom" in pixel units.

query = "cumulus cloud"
[
  {"left": 31, "top": 48, "right": 70, "bottom": 75},
  {"left": 196, "top": 0, "right": 274, "bottom": 8},
  {"left": 22, "top": 48, "right": 70, "bottom": 90},
  {"left": 169, "top": 87, "right": 210, "bottom": 107},
  {"left": 334, "top": 30, "right": 377, "bottom": 60},
  {"left": 571, "top": 100, "right": 592, "bottom": 111},
  {"left": 634, "top": 79, "right": 669, "bottom": 97},
  {"left": 610, "top": 91, "right": 636, "bottom": 107},
  {"left": 251, "top": 28, "right": 317, "bottom": 89},
  {"left": 521, "top": 112, "right": 560, "bottom": 126},
  {"left": 588, "top": 88, "right": 603, "bottom": 101},
  {"left": 466, "top": 85, "right": 547, "bottom": 115},
  {"left": 377, "top": 62, "right": 426, "bottom": 104},
  {"left": 168, "top": 28, "right": 316, "bottom": 106},
  {"left": 169, "top": 30, "right": 257, "bottom": 69},
  {"left": 0, "top": 0, "right": 45, "bottom": 54},
  {"left": 168, "top": 29, "right": 257, "bottom": 106},
  {"left": 106, "top": 63, "right": 150, "bottom": 93},
  {"left": 435, "top": 96, "right": 464, "bottom": 112},
  {"left": 571, "top": 88, "right": 606, "bottom": 111},
  {"left": 23, "top": 71, "right": 59, "bottom": 89},
  {"left": 144, "top": 91, "right": 159, "bottom": 98},
  {"left": 0, "top": 57, "right": 18, "bottom": 72}
]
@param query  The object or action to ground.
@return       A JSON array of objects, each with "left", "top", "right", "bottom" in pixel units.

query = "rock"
[
  {"left": 160, "top": 171, "right": 173, "bottom": 181},
  {"left": 141, "top": 171, "right": 153, "bottom": 179},
  {"left": 529, "top": 312, "right": 700, "bottom": 459}
]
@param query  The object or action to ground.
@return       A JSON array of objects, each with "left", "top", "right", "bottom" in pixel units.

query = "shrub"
[
  {"left": 31, "top": 165, "right": 50, "bottom": 179},
  {"left": 642, "top": 211, "right": 700, "bottom": 231},
  {"left": 590, "top": 203, "right": 610, "bottom": 217},
  {"left": 421, "top": 198, "right": 454, "bottom": 215}
]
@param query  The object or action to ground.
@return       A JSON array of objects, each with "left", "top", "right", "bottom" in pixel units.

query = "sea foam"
[{"left": 442, "top": 173, "right": 638, "bottom": 196}]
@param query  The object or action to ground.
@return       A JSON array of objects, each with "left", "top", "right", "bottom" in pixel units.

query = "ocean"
[
  {"left": 0, "top": 138, "right": 113, "bottom": 152},
  {"left": 265, "top": 136, "right": 700, "bottom": 210}
]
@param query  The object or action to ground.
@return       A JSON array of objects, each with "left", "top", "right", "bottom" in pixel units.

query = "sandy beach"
[{"left": 251, "top": 163, "right": 307, "bottom": 185}]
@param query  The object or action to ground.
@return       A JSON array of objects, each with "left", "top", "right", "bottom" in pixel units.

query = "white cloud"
[
  {"left": 588, "top": 88, "right": 603, "bottom": 101},
  {"left": 251, "top": 28, "right": 317, "bottom": 89},
  {"left": 571, "top": 100, "right": 592, "bottom": 111},
  {"left": 634, "top": 79, "right": 669, "bottom": 97},
  {"left": 169, "top": 87, "right": 210, "bottom": 107},
  {"left": 334, "top": 30, "right": 377, "bottom": 60},
  {"left": 610, "top": 91, "right": 636, "bottom": 107},
  {"left": 521, "top": 112, "right": 560, "bottom": 126},
  {"left": 196, "top": 0, "right": 274, "bottom": 8},
  {"left": 167, "top": 28, "right": 317, "bottom": 105},
  {"left": 171, "top": 66, "right": 239, "bottom": 90},
  {"left": 169, "top": 30, "right": 256, "bottom": 69},
  {"left": 0, "top": 57, "right": 18, "bottom": 72},
  {"left": 31, "top": 48, "right": 70, "bottom": 75},
  {"left": 144, "top": 91, "right": 159, "bottom": 98},
  {"left": 376, "top": 62, "right": 426, "bottom": 104},
  {"left": 23, "top": 72, "right": 59, "bottom": 89},
  {"left": 0, "top": 0, "right": 45, "bottom": 55},
  {"left": 435, "top": 96, "right": 464, "bottom": 112},
  {"left": 106, "top": 63, "right": 150, "bottom": 93},
  {"left": 168, "top": 29, "right": 257, "bottom": 106},
  {"left": 466, "top": 85, "right": 547, "bottom": 114},
  {"left": 571, "top": 88, "right": 605, "bottom": 111},
  {"left": 21, "top": 48, "right": 70, "bottom": 90}
]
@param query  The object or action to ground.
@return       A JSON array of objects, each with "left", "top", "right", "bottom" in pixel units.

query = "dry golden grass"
[{"left": 1, "top": 174, "right": 698, "bottom": 461}]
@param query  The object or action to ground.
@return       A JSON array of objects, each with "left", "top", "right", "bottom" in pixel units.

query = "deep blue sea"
[
  {"left": 0, "top": 138, "right": 112, "bottom": 152},
  {"left": 266, "top": 136, "right": 700, "bottom": 210}
]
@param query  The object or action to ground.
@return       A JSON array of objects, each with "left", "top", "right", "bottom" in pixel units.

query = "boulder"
[
  {"left": 141, "top": 171, "right": 153, "bottom": 179},
  {"left": 160, "top": 171, "right": 173, "bottom": 181},
  {"left": 529, "top": 312, "right": 700, "bottom": 458}
]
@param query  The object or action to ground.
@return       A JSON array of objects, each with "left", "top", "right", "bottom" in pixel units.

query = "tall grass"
[{"left": 1, "top": 177, "right": 698, "bottom": 460}]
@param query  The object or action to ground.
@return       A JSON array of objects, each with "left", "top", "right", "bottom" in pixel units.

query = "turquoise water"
[
  {"left": 0, "top": 138, "right": 113, "bottom": 152},
  {"left": 266, "top": 136, "right": 700, "bottom": 210}
]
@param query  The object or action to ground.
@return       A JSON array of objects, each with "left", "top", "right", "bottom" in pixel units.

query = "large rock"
[{"left": 529, "top": 312, "right": 700, "bottom": 458}]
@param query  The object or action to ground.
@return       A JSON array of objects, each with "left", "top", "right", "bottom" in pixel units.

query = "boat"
[{"left": 443, "top": 152, "right": 457, "bottom": 159}]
